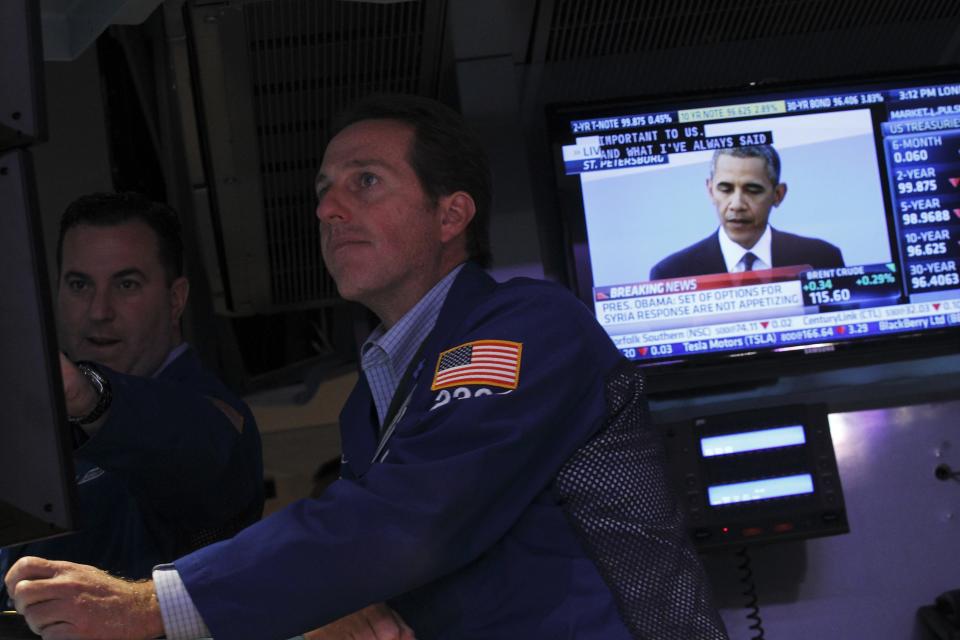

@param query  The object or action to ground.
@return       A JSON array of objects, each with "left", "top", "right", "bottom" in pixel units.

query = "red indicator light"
[
  {"left": 773, "top": 522, "right": 795, "bottom": 533},
  {"left": 721, "top": 527, "right": 730, "bottom": 534}
]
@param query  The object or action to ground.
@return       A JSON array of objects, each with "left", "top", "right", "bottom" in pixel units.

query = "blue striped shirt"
[{"left": 361, "top": 263, "right": 464, "bottom": 425}]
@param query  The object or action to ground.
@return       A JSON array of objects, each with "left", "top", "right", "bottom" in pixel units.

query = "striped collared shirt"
[{"left": 361, "top": 263, "right": 464, "bottom": 426}]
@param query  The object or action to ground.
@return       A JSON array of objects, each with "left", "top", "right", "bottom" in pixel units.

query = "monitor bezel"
[
  {"left": 0, "top": 149, "right": 78, "bottom": 549},
  {"left": 546, "top": 67, "right": 960, "bottom": 392}
]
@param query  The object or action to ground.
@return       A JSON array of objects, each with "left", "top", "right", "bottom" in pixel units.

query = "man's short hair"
[
  {"left": 329, "top": 94, "right": 493, "bottom": 268},
  {"left": 711, "top": 145, "right": 782, "bottom": 185},
  {"left": 57, "top": 192, "right": 184, "bottom": 283}
]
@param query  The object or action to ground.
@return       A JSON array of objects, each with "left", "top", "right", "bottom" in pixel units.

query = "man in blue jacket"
[
  {"left": 0, "top": 193, "right": 265, "bottom": 604},
  {"left": 7, "top": 98, "right": 726, "bottom": 640}
]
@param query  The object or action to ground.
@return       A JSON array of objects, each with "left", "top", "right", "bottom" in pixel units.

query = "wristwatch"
[{"left": 68, "top": 361, "right": 113, "bottom": 425}]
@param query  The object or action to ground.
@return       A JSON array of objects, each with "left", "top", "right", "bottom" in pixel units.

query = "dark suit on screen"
[{"left": 649, "top": 227, "right": 845, "bottom": 280}]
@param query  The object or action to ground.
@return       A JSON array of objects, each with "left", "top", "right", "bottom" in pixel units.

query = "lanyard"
[
  {"left": 371, "top": 342, "right": 430, "bottom": 464},
  {"left": 371, "top": 385, "right": 415, "bottom": 464}
]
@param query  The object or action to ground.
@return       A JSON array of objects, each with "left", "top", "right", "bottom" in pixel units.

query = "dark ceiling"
[{"left": 76, "top": 0, "right": 960, "bottom": 382}]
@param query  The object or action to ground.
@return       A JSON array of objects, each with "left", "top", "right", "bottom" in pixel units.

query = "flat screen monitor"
[
  {"left": 0, "top": 0, "right": 46, "bottom": 149},
  {"left": 0, "top": 149, "right": 77, "bottom": 548},
  {"left": 549, "top": 70, "right": 960, "bottom": 388},
  {"left": 0, "top": 0, "right": 76, "bottom": 551}
]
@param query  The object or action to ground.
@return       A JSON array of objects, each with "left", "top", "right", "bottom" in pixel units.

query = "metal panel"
[
  {"left": 703, "top": 400, "right": 960, "bottom": 639},
  {"left": 522, "top": 0, "right": 960, "bottom": 110},
  {"left": 188, "top": 2, "right": 273, "bottom": 314},
  {"left": 536, "top": 0, "right": 960, "bottom": 62},
  {"left": 0, "top": 0, "right": 46, "bottom": 148},
  {"left": 0, "top": 149, "right": 78, "bottom": 544}
]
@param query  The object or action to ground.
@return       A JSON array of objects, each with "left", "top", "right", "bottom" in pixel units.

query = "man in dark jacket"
[
  {"left": 1, "top": 193, "right": 264, "bottom": 600},
  {"left": 8, "top": 100, "right": 726, "bottom": 640}
]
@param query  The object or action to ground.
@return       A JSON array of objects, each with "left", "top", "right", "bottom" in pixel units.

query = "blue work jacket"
[{"left": 176, "top": 264, "right": 725, "bottom": 639}]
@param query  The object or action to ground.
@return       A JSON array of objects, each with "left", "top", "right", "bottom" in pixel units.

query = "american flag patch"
[{"left": 431, "top": 340, "right": 522, "bottom": 391}]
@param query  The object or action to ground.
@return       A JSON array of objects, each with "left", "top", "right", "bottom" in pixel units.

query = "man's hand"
[
  {"left": 5, "top": 556, "right": 164, "bottom": 640},
  {"left": 303, "top": 603, "right": 415, "bottom": 640},
  {"left": 59, "top": 353, "right": 98, "bottom": 420}
]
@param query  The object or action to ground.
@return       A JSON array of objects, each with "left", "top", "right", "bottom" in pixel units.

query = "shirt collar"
[
  {"left": 361, "top": 263, "right": 465, "bottom": 380},
  {"left": 152, "top": 342, "right": 189, "bottom": 378},
  {"left": 717, "top": 225, "right": 773, "bottom": 272}
]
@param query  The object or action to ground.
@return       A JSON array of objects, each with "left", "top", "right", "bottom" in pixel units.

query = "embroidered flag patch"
[{"left": 431, "top": 339, "right": 522, "bottom": 391}]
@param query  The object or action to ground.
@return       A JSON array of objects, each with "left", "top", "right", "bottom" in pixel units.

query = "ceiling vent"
[
  {"left": 536, "top": 0, "right": 960, "bottom": 62},
  {"left": 184, "top": 0, "right": 446, "bottom": 314},
  {"left": 522, "top": 0, "right": 960, "bottom": 108}
]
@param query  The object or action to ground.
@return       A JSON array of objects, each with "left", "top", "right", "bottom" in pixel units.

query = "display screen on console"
[
  {"left": 701, "top": 425, "right": 806, "bottom": 457},
  {"left": 707, "top": 473, "right": 815, "bottom": 506},
  {"left": 554, "top": 74, "right": 960, "bottom": 363}
]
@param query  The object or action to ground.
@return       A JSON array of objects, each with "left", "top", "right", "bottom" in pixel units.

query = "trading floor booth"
[
  {"left": 4, "top": 1, "right": 960, "bottom": 639},
  {"left": 547, "top": 71, "right": 960, "bottom": 639}
]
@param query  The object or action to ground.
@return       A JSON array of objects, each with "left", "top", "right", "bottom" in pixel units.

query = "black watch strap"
[{"left": 68, "top": 361, "right": 113, "bottom": 425}]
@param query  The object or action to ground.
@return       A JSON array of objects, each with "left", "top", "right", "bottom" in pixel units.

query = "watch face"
[{"left": 79, "top": 364, "right": 101, "bottom": 391}]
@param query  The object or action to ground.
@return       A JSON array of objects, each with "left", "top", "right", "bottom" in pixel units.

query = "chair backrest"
[{"left": 554, "top": 360, "right": 729, "bottom": 639}]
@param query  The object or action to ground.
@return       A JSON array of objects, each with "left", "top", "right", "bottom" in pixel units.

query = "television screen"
[{"left": 549, "top": 70, "right": 960, "bottom": 380}]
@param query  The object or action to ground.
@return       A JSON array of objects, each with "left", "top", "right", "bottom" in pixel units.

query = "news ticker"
[
  {"left": 593, "top": 262, "right": 955, "bottom": 334},
  {"left": 607, "top": 297, "right": 960, "bottom": 361},
  {"left": 567, "top": 82, "right": 960, "bottom": 135},
  {"left": 567, "top": 88, "right": 893, "bottom": 135},
  {"left": 562, "top": 128, "right": 772, "bottom": 174},
  {"left": 562, "top": 81, "right": 960, "bottom": 176},
  {"left": 594, "top": 266, "right": 960, "bottom": 360}
]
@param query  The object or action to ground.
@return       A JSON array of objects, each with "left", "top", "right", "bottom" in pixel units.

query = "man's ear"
[
  {"left": 169, "top": 276, "right": 190, "bottom": 324},
  {"left": 438, "top": 191, "right": 476, "bottom": 245},
  {"left": 773, "top": 182, "right": 788, "bottom": 207}
]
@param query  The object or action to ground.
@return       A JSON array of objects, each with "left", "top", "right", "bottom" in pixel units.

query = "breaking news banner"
[{"left": 594, "top": 267, "right": 808, "bottom": 334}]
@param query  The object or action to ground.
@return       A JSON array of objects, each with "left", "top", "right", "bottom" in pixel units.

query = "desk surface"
[{"left": 0, "top": 612, "right": 35, "bottom": 639}]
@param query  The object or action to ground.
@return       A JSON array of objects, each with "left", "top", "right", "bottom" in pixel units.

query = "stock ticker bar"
[
  {"left": 883, "top": 124, "right": 960, "bottom": 297},
  {"left": 606, "top": 299, "right": 960, "bottom": 362},
  {"left": 563, "top": 81, "right": 960, "bottom": 180},
  {"left": 594, "top": 266, "right": 960, "bottom": 362}
]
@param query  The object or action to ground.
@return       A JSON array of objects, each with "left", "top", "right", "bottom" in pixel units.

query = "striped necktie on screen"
[{"left": 742, "top": 251, "right": 758, "bottom": 271}]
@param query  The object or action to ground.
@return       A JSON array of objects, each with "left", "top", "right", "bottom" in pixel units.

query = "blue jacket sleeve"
[
  {"left": 175, "top": 285, "right": 622, "bottom": 640},
  {"left": 75, "top": 353, "right": 263, "bottom": 529}
]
